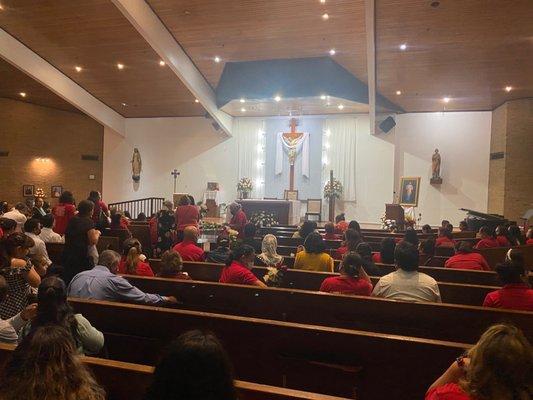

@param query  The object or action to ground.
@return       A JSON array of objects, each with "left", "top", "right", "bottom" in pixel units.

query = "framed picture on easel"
[{"left": 399, "top": 177, "right": 421, "bottom": 207}]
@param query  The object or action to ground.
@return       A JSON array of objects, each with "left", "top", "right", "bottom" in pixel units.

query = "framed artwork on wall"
[
  {"left": 284, "top": 190, "right": 299, "bottom": 201},
  {"left": 399, "top": 177, "right": 421, "bottom": 207},
  {"left": 23, "top": 185, "right": 35, "bottom": 197},
  {"left": 51, "top": 185, "right": 63, "bottom": 198}
]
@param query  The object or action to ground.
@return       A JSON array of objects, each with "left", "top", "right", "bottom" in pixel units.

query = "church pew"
[
  {"left": 69, "top": 298, "right": 468, "bottom": 400},
  {"left": 46, "top": 237, "right": 120, "bottom": 265},
  {"left": 0, "top": 344, "right": 347, "bottom": 400},
  {"left": 478, "top": 245, "right": 533, "bottom": 270},
  {"left": 123, "top": 275, "right": 533, "bottom": 343},
  {"left": 149, "top": 260, "right": 500, "bottom": 306},
  {"left": 128, "top": 223, "right": 153, "bottom": 258}
]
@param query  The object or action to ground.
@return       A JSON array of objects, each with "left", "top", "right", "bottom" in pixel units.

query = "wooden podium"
[{"left": 386, "top": 203, "right": 405, "bottom": 230}]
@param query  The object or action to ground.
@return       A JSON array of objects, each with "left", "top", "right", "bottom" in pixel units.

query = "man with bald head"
[{"left": 172, "top": 226, "right": 205, "bottom": 262}]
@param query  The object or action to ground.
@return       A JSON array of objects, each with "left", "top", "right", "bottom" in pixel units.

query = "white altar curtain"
[
  {"left": 323, "top": 118, "right": 356, "bottom": 201},
  {"left": 275, "top": 132, "right": 310, "bottom": 178},
  {"left": 234, "top": 118, "right": 266, "bottom": 199}
]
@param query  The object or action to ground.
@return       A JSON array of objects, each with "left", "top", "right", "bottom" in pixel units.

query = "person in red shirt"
[
  {"left": 228, "top": 203, "right": 247, "bottom": 239},
  {"left": 174, "top": 195, "right": 200, "bottom": 242},
  {"left": 172, "top": 226, "right": 205, "bottom": 262},
  {"left": 320, "top": 252, "right": 373, "bottom": 295},
  {"left": 483, "top": 260, "right": 532, "bottom": 311},
  {"left": 475, "top": 226, "right": 500, "bottom": 249},
  {"left": 0, "top": 218, "right": 17, "bottom": 240},
  {"left": 494, "top": 225, "right": 511, "bottom": 247},
  {"left": 435, "top": 226, "right": 455, "bottom": 248},
  {"left": 425, "top": 324, "right": 531, "bottom": 400},
  {"left": 118, "top": 238, "right": 154, "bottom": 277},
  {"left": 334, "top": 229, "right": 361, "bottom": 260},
  {"left": 88, "top": 191, "right": 110, "bottom": 229},
  {"left": 444, "top": 241, "right": 490, "bottom": 271},
  {"left": 51, "top": 191, "right": 76, "bottom": 235},
  {"left": 219, "top": 244, "right": 266, "bottom": 287},
  {"left": 157, "top": 250, "right": 191, "bottom": 280},
  {"left": 322, "top": 222, "right": 340, "bottom": 241},
  {"left": 526, "top": 227, "right": 533, "bottom": 245},
  {"left": 334, "top": 213, "right": 349, "bottom": 235},
  {"left": 372, "top": 237, "right": 396, "bottom": 264}
]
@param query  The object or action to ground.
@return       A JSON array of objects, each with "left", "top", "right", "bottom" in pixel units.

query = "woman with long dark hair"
[
  {"left": 20, "top": 276, "right": 104, "bottom": 355},
  {"left": 294, "top": 232, "right": 334, "bottom": 272},
  {"left": 320, "top": 252, "right": 373, "bottom": 295},
  {"left": 335, "top": 228, "right": 362, "bottom": 260},
  {"left": 373, "top": 237, "right": 396, "bottom": 264},
  {"left": 219, "top": 245, "right": 265, "bottom": 287},
  {"left": 355, "top": 242, "right": 381, "bottom": 276},
  {"left": 0, "top": 325, "right": 105, "bottom": 400},
  {"left": 145, "top": 330, "right": 237, "bottom": 400}
]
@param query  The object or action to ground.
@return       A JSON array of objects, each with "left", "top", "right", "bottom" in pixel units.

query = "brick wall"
[
  {"left": 0, "top": 98, "right": 103, "bottom": 206},
  {"left": 487, "top": 103, "right": 507, "bottom": 215}
]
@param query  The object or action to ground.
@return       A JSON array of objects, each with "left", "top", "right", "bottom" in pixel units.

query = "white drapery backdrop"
[
  {"left": 234, "top": 118, "right": 266, "bottom": 199},
  {"left": 322, "top": 117, "right": 357, "bottom": 201}
]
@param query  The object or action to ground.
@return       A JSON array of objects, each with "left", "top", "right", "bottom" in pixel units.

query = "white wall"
[{"left": 393, "top": 112, "right": 492, "bottom": 226}]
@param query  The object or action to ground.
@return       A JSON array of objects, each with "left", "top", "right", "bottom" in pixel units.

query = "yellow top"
[{"left": 293, "top": 250, "right": 334, "bottom": 273}]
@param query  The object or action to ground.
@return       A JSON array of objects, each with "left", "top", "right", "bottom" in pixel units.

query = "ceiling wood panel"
[
  {"left": 0, "top": 0, "right": 205, "bottom": 117},
  {"left": 376, "top": 0, "right": 533, "bottom": 112},
  {"left": 0, "top": 58, "right": 80, "bottom": 113},
  {"left": 147, "top": 0, "right": 368, "bottom": 89}
]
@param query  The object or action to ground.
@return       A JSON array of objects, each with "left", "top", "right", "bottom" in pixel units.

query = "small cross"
[{"left": 171, "top": 169, "right": 180, "bottom": 193}]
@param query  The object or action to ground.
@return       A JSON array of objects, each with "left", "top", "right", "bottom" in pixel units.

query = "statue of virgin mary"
[{"left": 131, "top": 148, "right": 142, "bottom": 182}]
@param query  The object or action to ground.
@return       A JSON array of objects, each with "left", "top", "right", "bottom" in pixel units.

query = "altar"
[{"left": 237, "top": 199, "right": 301, "bottom": 225}]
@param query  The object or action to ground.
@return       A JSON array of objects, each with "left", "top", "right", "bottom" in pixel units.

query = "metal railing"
[{"left": 108, "top": 197, "right": 165, "bottom": 218}]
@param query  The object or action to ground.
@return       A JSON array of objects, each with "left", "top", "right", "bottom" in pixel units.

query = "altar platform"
[{"left": 236, "top": 199, "right": 301, "bottom": 225}]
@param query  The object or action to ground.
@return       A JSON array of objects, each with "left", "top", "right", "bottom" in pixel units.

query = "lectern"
[{"left": 386, "top": 204, "right": 405, "bottom": 230}]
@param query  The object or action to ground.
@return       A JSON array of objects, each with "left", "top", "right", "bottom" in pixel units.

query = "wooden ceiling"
[
  {"left": 0, "top": 58, "right": 80, "bottom": 113},
  {"left": 0, "top": 0, "right": 531, "bottom": 116},
  {"left": 376, "top": 0, "right": 533, "bottom": 112},
  {"left": 0, "top": 0, "right": 204, "bottom": 117}
]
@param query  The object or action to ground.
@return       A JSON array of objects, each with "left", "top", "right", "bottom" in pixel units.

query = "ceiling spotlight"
[
  {"left": 75, "top": 66, "right": 82, "bottom": 72},
  {"left": 117, "top": 63, "right": 124, "bottom": 70},
  {"left": 19, "top": 92, "right": 26, "bottom": 98},
  {"left": 329, "top": 49, "right": 336, "bottom": 56},
  {"left": 338, "top": 104, "right": 344, "bottom": 110},
  {"left": 320, "top": 0, "right": 326, "bottom": 3},
  {"left": 505, "top": 86, "right": 512, "bottom": 92},
  {"left": 274, "top": 95, "right": 281, "bottom": 102},
  {"left": 396, "top": 90, "right": 402, "bottom": 95},
  {"left": 214, "top": 56, "right": 221, "bottom": 63},
  {"left": 121, "top": 102, "right": 127, "bottom": 107},
  {"left": 159, "top": 60, "right": 165, "bottom": 66},
  {"left": 322, "top": 13, "right": 329, "bottom": 20},
  {"left": 241, "top": 108, "right": 246, "bottom": 112},
  {"left": 320, "top": 95, "right": 327, "bottom": 100},
  {"left": 443, "top": 97, "right": 451, "bottom": 103},
  {"left": 399, "top": 43, "right": 407, "bottom": 51},
  {"left": 240, "top": 98, "right": 245, "bottom": 103},
  {"left": 195, "top": 99, "right": 200, "bottom": 103}
]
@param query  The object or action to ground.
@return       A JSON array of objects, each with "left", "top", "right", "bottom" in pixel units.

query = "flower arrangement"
[
  {"left": 263, "top": 266, "right": 287, "bottom": 287},
  {"left": 226, "top": 228, "right": 239, "bottom": 249},
  {"left": 380, "top": 213, "right": 397, "bottom": 232},
  {"left": 237, "top": 177, "right": 253, "bottom": 193},
  {"left": 199, "top": 221, "right": 223, "bottom": 235},
  {"left": 323, "top": 179, "right": 343, "bottom": 199},
  {"left": 196, "top": 201, "right": 209, "bottom": 219},
  {"left": 250, "top": 211, "right": 278, "bottom": 227},
  {"left": 34, "top": 188, "right": 45, "bottom": 198}
]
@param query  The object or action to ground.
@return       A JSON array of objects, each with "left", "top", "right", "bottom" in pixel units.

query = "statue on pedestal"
[{"left": 431, "top": 149, "right": 443, "bottom": 185}]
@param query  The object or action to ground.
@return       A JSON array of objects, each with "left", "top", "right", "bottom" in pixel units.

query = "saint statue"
[
  {"left": 131, "top": 148, "right": 142, "bottom": 182},
  {"left": 431, "top": 149, "right": 441, "bottom": 179}
]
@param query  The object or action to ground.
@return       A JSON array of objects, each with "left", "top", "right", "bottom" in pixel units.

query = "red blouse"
[
  {"left": 483, "top": 283, "right": 533, "bottom": 311},
  {"left": 175, "top": 205, "right": 199, "bottom": 231},
  {"left": 444, "top": 252, "right": 490, "bottom": 271},
  {"left": 173, "top": 240, "right": 205, "bottom": 262},
  {"left": 52, "top": 203, "right": 76, "bottom": 235},
  {"left": 475, "top": 237, "right": 500, "bottom": 249},
  {"left": 219, "top": 261, "right": 258, "bottom": 285},
  {"left": 335, "top": 246, "right": 348, "bottom": 260},
  {"left": 117, "top": 257, "right": 154, "bottom": 277},
  {"left": 230, "top": 210, "right": 248, "bottom": 238},
  {"left": 425, "top": 383, "right": 470, "bottom": 400},
  {"left": 527, "top": 238, "right": 533, "bottom": 245},
  {"left": 320, "top": 275, "right": 373, "bottom": 296},
  {"left": 496, "top": 235, "right": 511, "bottom": 247},
  {"left": 435, "top": 236, "right": 456, "bottom": 247},
  {"left": 372, "top": 252, "right": 382, "bottom": 263}
]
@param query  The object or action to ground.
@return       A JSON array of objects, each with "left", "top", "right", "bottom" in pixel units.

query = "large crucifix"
[{"left": 282, "top": 118, "right": 304, "bottom": 191}]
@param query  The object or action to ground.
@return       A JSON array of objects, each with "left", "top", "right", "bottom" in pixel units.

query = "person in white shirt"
[
  {"left": 372, "top": 241, "right": 441, "bottom": 303},
  {"left": 0, "top": 276, "right": 37, "bottom": 344},
  {"left": 24, "top": 218, "right": 52, "bottom": 269},
  {"left": 39, "top": 214, "right": 64, "bottom": 243},
  {"left": 2, "top": 203, "right": 28, "bottom": 232}
]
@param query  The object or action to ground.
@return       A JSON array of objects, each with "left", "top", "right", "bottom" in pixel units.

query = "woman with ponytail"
[
  {"left": 320, "top": 252, "right": 373, "bottom": 295},
  {"left": 117, "top": 238, "right": 154, "bottom": 277},
  {"left": 20, "top": 276, "right": 104, "bottom": 355},
  {"left": 219, "top": 245, "right": 266, "bottom": 287}
]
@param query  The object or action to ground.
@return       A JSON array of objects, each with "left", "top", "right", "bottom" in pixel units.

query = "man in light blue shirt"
[{"left": 67, "top": 250, "right": 177, "bottom": 305}]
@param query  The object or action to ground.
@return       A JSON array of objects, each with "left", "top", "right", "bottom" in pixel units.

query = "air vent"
[
  {"left": 0, "top": 151, "right": 9, "bottom": 157},
  {"left": 81, "top": 154, "right": 99, "bottom": 161},
  {"left": 490, "top": 152, "right": 504, "bottom": 160}
]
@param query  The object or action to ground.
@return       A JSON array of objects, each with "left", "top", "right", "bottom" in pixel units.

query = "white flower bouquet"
[{"left": 323, "top": 179, "right": 343, "bottom": 199}]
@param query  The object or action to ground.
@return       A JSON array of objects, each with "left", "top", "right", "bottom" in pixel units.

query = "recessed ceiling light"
[
  {"left": 443, "top": 97, "right": 451, "bottom": 103},
  {"left": 19, "top": 92, "right": 26, "bottom": 98},
  {"left": 320, "top": 0, "right": 326, "bottom": 3},
  {"left": 75, "top": 66, "right": 82, "bottom": 72},
  {"left": 195, "top": 99, "right": 199, "bottom": 103},
  {"left": 159, "top": 60, "right": 165, "bottom": 66},
  {"left": 399, "top": 43, "right": 407, "bottom": 51},
  {"left": 338, "top": 104, "right": 344, "bottom": 110},
  {"left": 505, "top": 86, "right": 512, "bottom": 92},
  {"left": 0, "top": 4, "right": 4, "bottom": 10},
  {"left": 320, "top": 95, "right": 327, "bottom": 100},
  {"left": 274, "top": 95, "right": 281, "bottom": 102},
  {"left": 117, "top": 63, "right": 124, "bottom": 70},
  {"left": 240, "top": 98, "right": 245, "bottom": 103},
  {"left": 121, "top": 102, "right": 127, "bottom": 107},
  {"left": 329, "top": 49, "right": 336, "bottom": 56},
  {"left": 241, "top": 108, "right": 246, "bottom": 112},
  {"left": 322, "top": 13, "right": 329, "bottom": 20},
  {"left": 214, "top": 56, "right": 221, "bottom": 63},
  {"left": 396, "top": 90, "right": 402, "bottom": 95}
]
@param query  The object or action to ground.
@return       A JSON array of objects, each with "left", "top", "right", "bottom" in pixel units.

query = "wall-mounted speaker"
[{"left": 379, "top": 116, "right": 396, "bottom": 133}]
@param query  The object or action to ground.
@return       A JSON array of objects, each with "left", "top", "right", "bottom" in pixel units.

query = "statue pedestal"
[{"left": 430, "top": 177, "right": 443, "bottom": 185}]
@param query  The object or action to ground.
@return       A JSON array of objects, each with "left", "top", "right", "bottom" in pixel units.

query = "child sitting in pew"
[
  {"left": 158, "top": 250, "right": 191, "bottom": 281},
  {"left": 320, "top": 252, "right": 373, "bottom": 296},
  {"left": 219, "top": 245, "right": 266, "bottom": 287},
  {"left": 483, "top": 259, "right": 532, "bottom": 311},
  {"left": 118, "top": 238, "right": 154, "bottom": 277}
]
